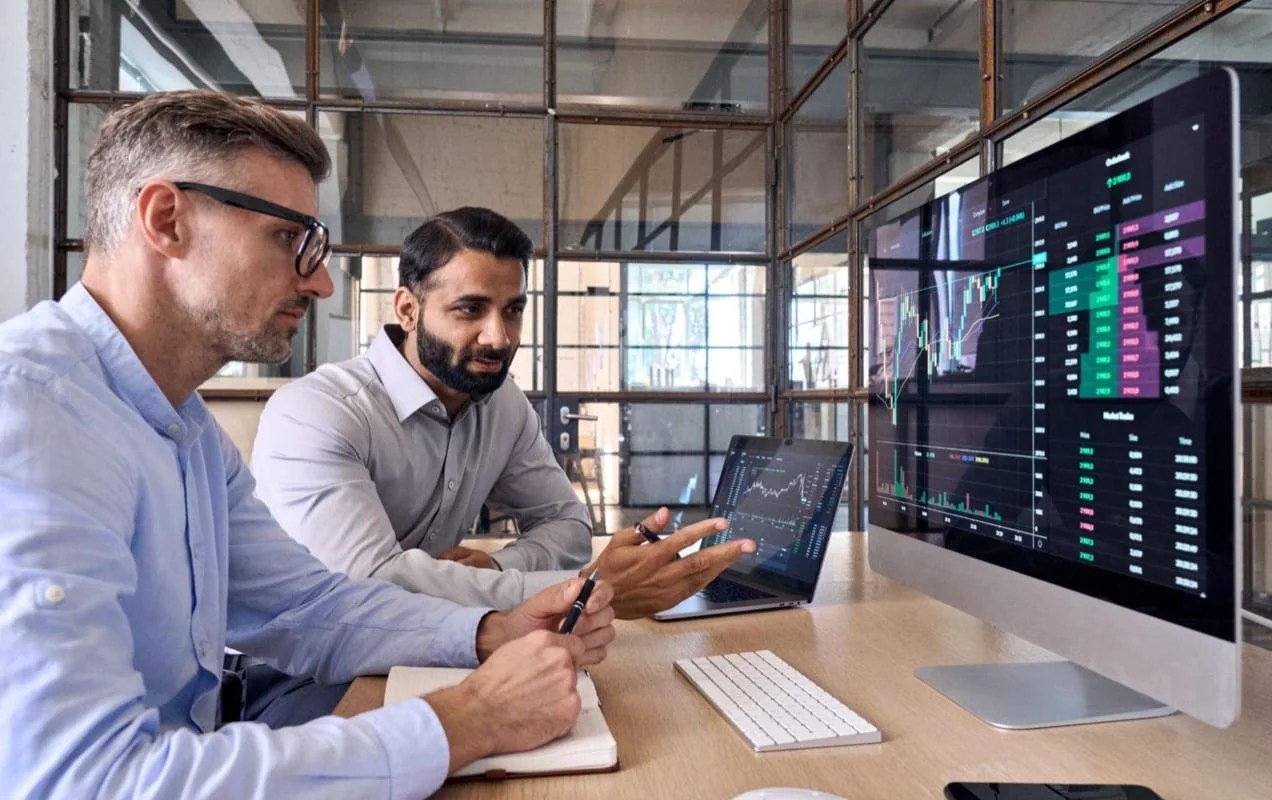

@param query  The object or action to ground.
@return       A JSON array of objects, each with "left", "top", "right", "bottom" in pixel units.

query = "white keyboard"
[{"left": 675, "top": 650, "right": 881, "bottom": 752}]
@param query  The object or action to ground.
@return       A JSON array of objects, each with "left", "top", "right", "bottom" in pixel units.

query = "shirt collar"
[
  {"left": 368, "top": 325, "right": 497, "bottom": 424},
  {"left": 60, "top": 283, "right": 210, "bottom": 445},
  {"left": 369, "top": 326, "right": 446, "bottom": 422}
]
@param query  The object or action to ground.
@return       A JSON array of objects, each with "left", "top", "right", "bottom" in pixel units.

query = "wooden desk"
[{"left": 335, "top": 533, "right": 1272, "bottom": 799}]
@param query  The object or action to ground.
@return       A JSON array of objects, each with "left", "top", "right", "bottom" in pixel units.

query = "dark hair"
[
  {"left": 399, "top": 207, "right": 533, "bottom": 291},
  {"left": 85, "top": 89, "right": 330, "bottom": 252}
]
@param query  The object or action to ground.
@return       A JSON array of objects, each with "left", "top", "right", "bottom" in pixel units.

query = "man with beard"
[{"left": 252, "top": 207, "right": 756, "bottom": 619}]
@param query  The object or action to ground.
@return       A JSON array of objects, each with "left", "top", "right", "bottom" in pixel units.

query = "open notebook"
[{"left": 384, "top": 666, "right": 619, "bottom": 780}]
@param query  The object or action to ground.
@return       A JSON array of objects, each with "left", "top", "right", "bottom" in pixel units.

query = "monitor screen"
[{"left": 866, "top": 70, "right": 1238, "bottom": 725}]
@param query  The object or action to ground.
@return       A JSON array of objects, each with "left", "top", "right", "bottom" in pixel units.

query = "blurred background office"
[{"left": 2, "top": 0, "right": 1270, "bottom": 629}]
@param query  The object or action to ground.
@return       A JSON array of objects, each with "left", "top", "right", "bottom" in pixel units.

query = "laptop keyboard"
[
  {"left": 699, "top": 579, "right": 775, "bottom": 604},
  {"left": 675, "top": 650, "right": 881, "bottom": 752}
]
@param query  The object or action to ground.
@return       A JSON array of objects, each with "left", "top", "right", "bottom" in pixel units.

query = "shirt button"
[
  {"left": 43, "top": 584, "right": 66, "bottom": 605},
  {"left": 447, "top": 480, "right": 455, "bottom": 490},
  {"left": 166, "top": 422, "right": 181, "bottom": 435},
  {"left": 432, "top": 404, "right": 443, "bottom": 413}
]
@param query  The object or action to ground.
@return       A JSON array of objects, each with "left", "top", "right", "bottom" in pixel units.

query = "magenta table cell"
[
  {"left": 1119, "top": 236, "right": 1205, "bottom": 272},
  {"left": 1119, "top": 379, "right": 1161, "bottom": 398}
]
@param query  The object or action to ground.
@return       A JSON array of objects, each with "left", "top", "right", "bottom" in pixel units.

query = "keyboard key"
[{"left": 675, "top": 650, "right": 882, "bottom": 752}]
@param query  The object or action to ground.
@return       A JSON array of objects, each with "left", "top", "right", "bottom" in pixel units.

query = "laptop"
[{"left": 654, "top": 435, "right": 853, "bottom": 621}]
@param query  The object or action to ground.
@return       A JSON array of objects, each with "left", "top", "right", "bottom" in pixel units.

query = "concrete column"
[{"left": 0, "top": 0, "right": 53, "bottom": 322}]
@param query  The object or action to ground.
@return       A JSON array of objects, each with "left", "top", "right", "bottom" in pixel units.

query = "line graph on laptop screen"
[{"left": 712, "top": 446, "right": 848, "bottom": 578}]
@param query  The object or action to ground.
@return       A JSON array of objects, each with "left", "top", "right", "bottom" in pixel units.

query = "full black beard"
[{"left": 416, "top": 318, "right": 513, "bottom": 396}]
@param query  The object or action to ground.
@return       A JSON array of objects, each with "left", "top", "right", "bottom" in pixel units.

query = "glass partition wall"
[{"left": 53, "top": 0, "right": 1272, "bottom": 612}]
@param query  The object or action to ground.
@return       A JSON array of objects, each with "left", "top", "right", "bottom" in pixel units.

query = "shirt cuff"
[
  {"left": 428, "top": 604, "right": 492, "bottom": 668},
  {"left": 487, "top": 547, "right": 529, "bottom": 573},
  {"left": 356, "top": 698, "right": 451, "bottom": 800}
]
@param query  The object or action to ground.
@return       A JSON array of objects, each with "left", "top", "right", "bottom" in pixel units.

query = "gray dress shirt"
[{"left": 252, "top": 326, "right": 592, "bottom": 609}]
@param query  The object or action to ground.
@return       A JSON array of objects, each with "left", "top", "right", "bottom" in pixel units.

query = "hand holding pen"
[{"left": 560, "top": 567, "right": 601, "bottom": 635}]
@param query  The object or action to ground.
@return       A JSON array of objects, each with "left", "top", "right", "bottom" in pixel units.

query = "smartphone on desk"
[{"left": 944, "top": 783, "right": 1164, "bottom": 800}]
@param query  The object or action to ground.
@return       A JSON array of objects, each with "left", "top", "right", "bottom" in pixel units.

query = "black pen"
[
  {"left": 559, "top": 567, "right": 600, "bottom": 635},
  {"left": 634, "top": 520, "right": 660, "bottom": 544}
]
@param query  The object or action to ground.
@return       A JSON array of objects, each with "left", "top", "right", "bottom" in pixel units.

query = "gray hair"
[{"left": 83, "top": 90, "right": 330, "bottom": 253}]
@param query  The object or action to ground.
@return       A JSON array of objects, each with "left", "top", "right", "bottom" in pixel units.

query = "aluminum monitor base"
[{"left": 916, "top": 661, "right": 1176, "bottom": 729}]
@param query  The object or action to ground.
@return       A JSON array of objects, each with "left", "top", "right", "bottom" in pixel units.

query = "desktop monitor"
[{"left": 866, "top": 69, "right": 1240, "bottom": 729}]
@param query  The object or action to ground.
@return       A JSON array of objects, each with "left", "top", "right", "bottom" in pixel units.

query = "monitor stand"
[{"left": 915, "top": 661, "right": 1176, "bottom": 729}]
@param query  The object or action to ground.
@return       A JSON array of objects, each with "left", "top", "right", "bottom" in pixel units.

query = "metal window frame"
[{"left": 52, "top": 0, "right": 1267, "bottom": 518}]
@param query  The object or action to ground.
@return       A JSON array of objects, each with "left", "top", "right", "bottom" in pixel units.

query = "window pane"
[
  {"left": 709, "top": 404, "right": 768, "bottom": 448},
  {"left": 792, "top": 231, "right": 850, "bottom": 293},
  {"left": 789, "top": 59, "right": 849, "bottom": 245},
  {"left": 708, "top": 347, "right": 765, "bottom": 390},
  {"left": 790, "top": 231, "right": 851, "bottom": 388},
  {"left": 65, "top": 250, "right": 86, "bottom": 288},
  {"left": 1253, "top": 190, "right": 1272, "bottom": 295},
  {"left": 560, "top": 260, "right": 621, "bottom": 292},
  {"left": 66, "top": 103, "right": 111, "bottom": 241},
  {"left": 1246, "top": 502, "right": 1272, "bottom": 615},
  {"left": 559, "top": 295, "right": 619, "bottom": 346},
  {"left": 1252, "top": 299, "right": 1272, "bottom": 369},
  {"left": 557, "top": 2, "right": 767, "bottom": 113},
  {"left": 314, "top": 255, "right": 358, "bottom": 367},
  {"left": 353, "top": 255, "right": 399, "bottom": 353},
  {"left": 789, "top": 3, "right": 848, "bottom": 95},
  {"left": 559, "top": 124, "right": 767, "bottom": 253},
  {"left": 627, "top": 454, "right": 709, "bottom": 505},
  {"left": 318, "top": 111, "right": 542, "bottom": 248},
  {"left": 789, "top": 401, "right": 851, "bottom": 441},
  {"left": 627, "top": 296, "right": 706, "bottom": 348},
  {"left": 627, "top": 404, "right": 706, "bottom": 452},
  {"left": 629, "top": 263, "right": 707, "bottom": 294},
  {"left": 69, "top": 0, "right": 305, "bottom": 97},
  {"left": 626, "top": 347, "right": 708, "bottom": 390},
  {"left": 707, "top": 263, "right": 766, "bottom": 294},
  {"left": 861, "top": 0, "right": 980, "bottom": 196},
  {"left": 1002, "top": 1, "right": 1191, "bottom": 112},
  {"left": 707, "top": 296, "right": 765, "bottom": 349},
  {"left": 319, "top": 2, "right": 542, "bottom": 103},
  {"left": 557, "top": 347, "right": 620, "bottom": 392},
  {"left": 1000, "top": 6, "right": 1272, "bottom": 167}
]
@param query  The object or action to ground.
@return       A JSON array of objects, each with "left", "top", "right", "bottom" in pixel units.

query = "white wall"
[{"left": 0, "top": 0, "right": 53, "bottom": 322}]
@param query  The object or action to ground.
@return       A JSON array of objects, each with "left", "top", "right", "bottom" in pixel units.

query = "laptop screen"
[{"left": 704, "top": 436, "right": 853, "bottom": 596}]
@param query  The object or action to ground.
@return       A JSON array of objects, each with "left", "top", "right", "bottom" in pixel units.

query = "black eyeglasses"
[{"left": 174, "top": 182, "right": 332, "bottom": 278}]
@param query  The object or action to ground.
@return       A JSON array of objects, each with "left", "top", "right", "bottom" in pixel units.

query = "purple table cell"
[
  {"left": 1118, "top": 200, "right": 1205, "bottom": 237},
  {"left": 1118, "top": 236, "right": 1205, "bottom": 272}
]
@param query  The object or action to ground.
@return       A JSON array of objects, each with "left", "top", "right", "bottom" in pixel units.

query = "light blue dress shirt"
[{"left": 0, "top": 284, "right": 491, "bottom": 799}]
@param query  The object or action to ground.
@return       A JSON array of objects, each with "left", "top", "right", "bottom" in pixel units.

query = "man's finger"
[
  {"left": 583, "top": 580, "right": 614, "bottom": 613},
  {"left": 552, "top": 631, "right": 588, "bottom": 666},
  {"left": 575, "top": 620, "right": 616, "bottom": 653},
  {"left": 570, "top": 604, "right": 616, "bottom": 636},
  {"left": 675, "top": 538, "right": 755, "bottom": 580},
  {"left": 655, "top": 516, "right": 729, "bottom": 556},
  {"left": 608, "top": 506, "right": 670, "bottom": 549}
]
